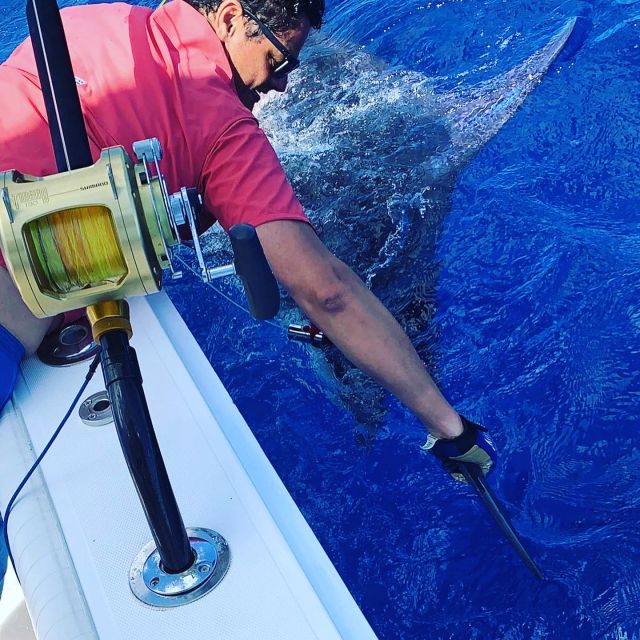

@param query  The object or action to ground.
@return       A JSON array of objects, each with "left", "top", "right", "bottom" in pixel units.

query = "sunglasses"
[{"left": 242, "top": 7, "right": 300, "bottom": 78}]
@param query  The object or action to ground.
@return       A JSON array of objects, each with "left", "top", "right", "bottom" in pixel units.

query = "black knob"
[{"left": 228, "top": 224, "right": 280, "bottom": 320}]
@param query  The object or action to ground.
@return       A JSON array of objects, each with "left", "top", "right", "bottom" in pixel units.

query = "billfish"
[{"left": 208, "top": 18, "right": 583, "bottom": 430}]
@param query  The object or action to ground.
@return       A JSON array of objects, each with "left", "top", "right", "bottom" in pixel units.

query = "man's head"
[{"left": 186, "top": 0, "right": 325, "bottom": 109}]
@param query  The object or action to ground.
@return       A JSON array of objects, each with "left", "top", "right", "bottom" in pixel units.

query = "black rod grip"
[
  {"left": 229, "top": 224, "right": 280, "bottom": 320},
  {"left": 99, "top": 331, "right": 194, "bottom": 574},
  {"left": 26, "top": 0, "right": 93, "bottom": 171}
]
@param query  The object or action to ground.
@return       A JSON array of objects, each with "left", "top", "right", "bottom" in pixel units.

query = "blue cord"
[{"left": 2, "top": 352, "right": 101, "bottom": 580}]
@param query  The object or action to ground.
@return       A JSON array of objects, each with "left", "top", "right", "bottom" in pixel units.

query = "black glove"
[{"left": 422, "top": 415, "right": 496, "bottom": 481}]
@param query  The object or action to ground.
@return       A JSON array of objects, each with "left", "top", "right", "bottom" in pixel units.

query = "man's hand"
[{"left": 423, "top": 415, "right": 496, "bottom": 481}]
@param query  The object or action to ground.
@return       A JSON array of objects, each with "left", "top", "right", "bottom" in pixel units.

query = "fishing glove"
[{"left": 422, "top": 415, "right": 496, "bottom": 482}]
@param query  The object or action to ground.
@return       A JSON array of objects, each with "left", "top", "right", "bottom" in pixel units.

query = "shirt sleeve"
[{"left": 199, "top": 116, "right": 310, "bottom": 232}]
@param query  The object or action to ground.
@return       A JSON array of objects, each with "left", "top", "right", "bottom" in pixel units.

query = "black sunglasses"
[{"left": 242, "top": 7, "right": 300, "bottom": 78}]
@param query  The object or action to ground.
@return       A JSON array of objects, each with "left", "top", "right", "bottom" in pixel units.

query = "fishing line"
[
  {"left": 174, "top": 254, "right": 282, "bottom": 330},
  {"left": 1, "top": 353, "right": 101, "bottom": 582},
  {"left": 26, "top": 207, "right": 127, "bottom": 294}
]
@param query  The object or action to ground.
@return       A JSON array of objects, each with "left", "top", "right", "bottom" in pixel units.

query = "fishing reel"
[
  {"left": 0, "top": 135, "right": 279, "bottom": 600},
  {"left": 0, "top": 137, "right": 278, "bottom": 324}
]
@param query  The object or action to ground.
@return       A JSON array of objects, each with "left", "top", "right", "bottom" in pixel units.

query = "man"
[{"left": 0, "top": 0, "right": 495, "bottom": 594}]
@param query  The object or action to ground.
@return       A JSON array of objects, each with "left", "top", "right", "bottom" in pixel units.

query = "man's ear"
[{"left": 208, "top": 0, "right": 244, "bottom": 42}]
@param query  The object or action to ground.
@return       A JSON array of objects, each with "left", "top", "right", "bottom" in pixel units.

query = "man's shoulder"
[
  {"left": 60, "top": 1, "right": 151, "bottom": 22},
  {"left": 55, "top": 2, "right": 152, "bottom": 60}
]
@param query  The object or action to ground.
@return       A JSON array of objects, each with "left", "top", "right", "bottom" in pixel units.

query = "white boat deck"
[{"left": 0, "top": 293, "right": 377, "bottom": 640}]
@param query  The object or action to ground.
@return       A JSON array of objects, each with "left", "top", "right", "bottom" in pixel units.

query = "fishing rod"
[
  {"left": 0, "top": 0, "right": 280, "bottom": 607},
  {"left": 458, "top": 462, "right": 544, "bottom": 580}
]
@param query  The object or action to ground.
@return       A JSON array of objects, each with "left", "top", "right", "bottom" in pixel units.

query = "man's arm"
[
  {"left": 0, "top": 268, "right": 54, "bottom": 356},
  {"left": 256, "top": 219, "right": 463, "bottom": 439}
]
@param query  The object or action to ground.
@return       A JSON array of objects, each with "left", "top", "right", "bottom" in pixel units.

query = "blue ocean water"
[
  {"left": 1, "top": 0, "right": 639, "bottom": 638},
  {"left": 168, "top": 3, "right": 640, "bottom": 639}
]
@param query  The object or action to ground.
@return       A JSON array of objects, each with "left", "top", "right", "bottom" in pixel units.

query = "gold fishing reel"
[{"left": 0, "top": 138, "right": 206, "bottom": 319}]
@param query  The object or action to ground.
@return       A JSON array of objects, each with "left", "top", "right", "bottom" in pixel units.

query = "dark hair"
[{"left": 186, "top": 0, "right": 325, "bottom": 34}]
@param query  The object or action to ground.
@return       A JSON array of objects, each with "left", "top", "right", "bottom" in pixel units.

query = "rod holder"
[
  {"left": 89, "top": 301, "right": 194, "bottom": 575},
  {"left": 129, "top": 527, "right": 230, "bottom": 608}
]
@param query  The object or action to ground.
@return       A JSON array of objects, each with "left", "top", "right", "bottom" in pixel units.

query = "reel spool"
[{"left": 0, "top": 138, "right": 220, "bottom": 320}]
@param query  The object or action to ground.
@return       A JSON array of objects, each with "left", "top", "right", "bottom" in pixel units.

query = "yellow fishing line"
[{"left": 25, "top": 206, "right": 127, "bottom": 294}]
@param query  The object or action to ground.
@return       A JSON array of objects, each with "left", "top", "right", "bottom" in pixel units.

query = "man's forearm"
[
  {"left": 292, "top": 259, "right": 463, "bottom": 438},
  {"left": 256, "top": 220, "right": 462, "bottom": 439},
  {"left": 0, "top": 268, "right": 54, "bottom": 355}
]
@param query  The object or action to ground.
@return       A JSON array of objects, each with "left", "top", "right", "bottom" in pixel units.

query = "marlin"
[{"left": 212, "top": 18, "right": 583, "bottom": 431}]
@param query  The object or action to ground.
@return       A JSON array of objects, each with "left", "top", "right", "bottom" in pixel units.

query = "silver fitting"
[
  {"left": 79, "top": 391, "right": 113, "bottom": 427},
  {"left": 133, "top": 138, "right": 163, "bottom": 163},
  {"left": 129, "top": 528, "right": 230, "bottom": 608},
  {"left": 132, "top": 138, "right": 223, "bottom": 288},
  {"left": 206, "top": 264, "right": 236, "bottom": 280},
  {"left": 168, "top": 192, "right": 187, "bottom": 226}
]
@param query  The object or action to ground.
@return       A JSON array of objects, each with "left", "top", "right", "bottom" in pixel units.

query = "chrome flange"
[
  {"left": 129, "top": 528, "right": 230, "bottom": 608},
  {"left": 79, "top": 391, "right": 113, "bottom": 427},
  {"left": 37, "top": 316, "right": 99, "bottom": 366}
]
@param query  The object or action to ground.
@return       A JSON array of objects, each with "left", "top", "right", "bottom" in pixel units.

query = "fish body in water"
[{"left": 218, "top": 18, "right": 582, "bottom": 430}]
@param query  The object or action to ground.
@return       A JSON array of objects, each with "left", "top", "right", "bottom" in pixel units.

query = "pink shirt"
[{"left": 0, "top": 0, "right": 308, "bottom": 277}]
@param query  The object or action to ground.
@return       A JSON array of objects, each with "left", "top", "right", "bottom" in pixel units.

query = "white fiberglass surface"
[{"left": 0, "top": 293, "right": 376, "bottom": 640}]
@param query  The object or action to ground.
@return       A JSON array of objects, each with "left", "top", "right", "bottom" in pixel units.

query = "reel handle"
[{"left": 228, "top": 224, "right": 280, "bottom": 320}]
